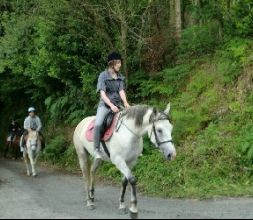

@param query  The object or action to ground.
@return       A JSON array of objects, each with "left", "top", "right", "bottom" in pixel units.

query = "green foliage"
[
  {"left": 218, "top": 38, "right": 251, "bottom": 83},
  {"left": 128, "top": 64, "right": 193, "bottom": 105},
  {"left": 1, "top": 0, "right": 253, "bottom": 199},
  {"left": 177, "top": 22, "right": 222, "bottom": 57},
  {"left": 230, "top": 0, "right": 253, "bottom": 37},
  {"left": 42, "top": 134, "right": 68, "bottom": 163},
  {"left": 240, "top": 126, "right": 253, "bottom": 162}
]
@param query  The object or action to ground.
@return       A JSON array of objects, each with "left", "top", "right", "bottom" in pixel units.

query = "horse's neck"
[
  {"left": 28, "top": 131, "right": 38, "bottom": 139},
  {"left": 122, "top": 109, "right": 153, "bottom": 137}
]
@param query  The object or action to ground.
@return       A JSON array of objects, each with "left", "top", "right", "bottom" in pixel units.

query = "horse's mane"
[
  {"left": 121, "top": 104, "right": 158, "bottom": 127},
  {"left": 28, "top": 130, "right": 38, "bottom": 139}
]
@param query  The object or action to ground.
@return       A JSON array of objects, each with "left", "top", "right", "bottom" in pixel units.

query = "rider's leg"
[
  {"left": 10, "top": 132, "right": 15, "bottom": 142},
  {"left": 93, "top": 105, "right": 110, "bottom": 159}
]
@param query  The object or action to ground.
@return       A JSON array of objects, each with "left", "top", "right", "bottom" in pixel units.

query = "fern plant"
[{"left": 240, "top": 125, "right": 253, "bottom": 162}]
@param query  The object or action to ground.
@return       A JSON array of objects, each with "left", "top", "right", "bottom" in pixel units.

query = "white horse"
[
  {"left": 23, "top": 130, "right": 41, "bottom": 177},
  {"left": 73, "top": 103, "right": 176, "bottom": 219}
]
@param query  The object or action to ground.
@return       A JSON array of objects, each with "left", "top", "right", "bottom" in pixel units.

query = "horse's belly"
[{"left": 110, "top": 139, "right": 143, "bottom": 162}]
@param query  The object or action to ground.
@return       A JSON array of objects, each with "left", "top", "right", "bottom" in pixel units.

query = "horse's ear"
[
  {"left": 149, "top": 107, "right": 159, "bottom": 123},
  {"left": 164, "top": 103, "right": 171, "bottom": 115}
]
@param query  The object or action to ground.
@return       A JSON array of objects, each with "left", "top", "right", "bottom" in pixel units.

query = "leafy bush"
[
  {"left": 177, "top": 22, "right": 222, "bottom": 57},
  {"left": 231, "top": 0, "right": 253, "bottom": 37},
  {"left": 42, "top": 134, "right": 68, "bottom": 163},
  {"left": 217, "top": 38, "right": 251, "bottom": 83},
  {"left": 239, "top": 119, "right": 253, "bottom": 164}
]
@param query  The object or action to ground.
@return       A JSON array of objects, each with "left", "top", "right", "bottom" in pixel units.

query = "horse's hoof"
[
  {"left": 87, "top": 204, "right": 95, "bottom": 210},
  {"left": 32, "top": 174, "right": 37, "bottom": 177},
  {"left": 118, "top": 207, "right": 128, "bottom": 215},
  {"left": 129, "top": 211, "right": 138, "bottom": 219}
]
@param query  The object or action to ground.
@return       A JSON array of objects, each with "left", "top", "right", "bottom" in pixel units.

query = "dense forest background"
[{"left": 0, "top": 0, "right": 253, "bottom": 198}]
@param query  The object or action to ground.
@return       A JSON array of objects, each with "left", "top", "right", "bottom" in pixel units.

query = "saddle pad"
[{"left": 85, "top": 115, "right": 118, "bottom": 142}]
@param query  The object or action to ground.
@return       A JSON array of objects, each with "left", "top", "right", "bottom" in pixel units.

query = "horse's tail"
[
  {"left": 73, "top": 118, "right": 92, "bottom": 180},
  {"left": 74, "top": 134, "right": 91, "bottom": 186}
]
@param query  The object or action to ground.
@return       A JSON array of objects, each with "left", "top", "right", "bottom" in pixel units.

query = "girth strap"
[{"left": 101, "top": 141, "right": 110, "bottom": 158}]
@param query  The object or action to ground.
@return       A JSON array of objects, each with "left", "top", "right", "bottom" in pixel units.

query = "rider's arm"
[
  {"left": 24, "top": 118, "right": 30, "bottom": 131},
  {"left": 100, "top": 91, "right": 118, "bottom": 111},
  {"left": 119, "top": 90, "right": 130, "bottom": 108},
  {"left": 118, "top": 77, "right": 130, "bottom": 108},
  {"left": 36, "top": 117, "right": 42, "bottom": 132}
]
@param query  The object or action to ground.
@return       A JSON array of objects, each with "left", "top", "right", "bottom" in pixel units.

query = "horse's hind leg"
[
  {"left": 90, "top": 159, "right": 102, "bottom": 205},
  {"left": 76, "top": 147, "right": 94, "bottom": 208}
]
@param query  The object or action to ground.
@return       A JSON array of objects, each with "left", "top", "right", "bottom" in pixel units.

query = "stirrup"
[{"left": 94, "top": 149, "right": 103, "bottom": 159}]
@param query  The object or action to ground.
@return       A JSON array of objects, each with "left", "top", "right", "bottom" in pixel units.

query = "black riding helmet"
[{"left": 107, "top": 51, "right": 122, "bottom": 63}]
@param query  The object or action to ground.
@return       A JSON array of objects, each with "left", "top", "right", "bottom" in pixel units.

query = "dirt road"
[{"left": 1, "top": 158, "right": 253, "bottom": 219}]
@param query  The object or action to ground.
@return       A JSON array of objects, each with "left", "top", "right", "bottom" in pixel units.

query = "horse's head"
[
  {"left": 148, "top": 103, "right": 176, "bottom": 161},
  {"left": 27, "top": 130, "right": 39, "bottom": 151}
]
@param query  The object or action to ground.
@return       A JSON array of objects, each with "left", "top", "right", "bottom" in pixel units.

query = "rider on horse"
[
  {"left": 7, "top": 119, "right": 21, "bottom": 142},
  {"left": 20, "top": 107, "right": 45, "bottom": 152},
  {"left": 94, "top": 51, "right": 130, "bottom": 159}
]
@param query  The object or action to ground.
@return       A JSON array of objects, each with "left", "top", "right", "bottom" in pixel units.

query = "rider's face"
[
  {"left": 29, "top": 112, "right": 35, "bottom": 117},
  {"left": 113, "top": 60, "right": 122, "bottom": 72}
]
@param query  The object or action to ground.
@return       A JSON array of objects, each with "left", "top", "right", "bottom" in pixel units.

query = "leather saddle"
[{"left": 86, "top": 111, "right": 117, "bottom": 142}]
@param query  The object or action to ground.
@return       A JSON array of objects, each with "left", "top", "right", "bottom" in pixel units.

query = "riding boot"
[
  {"left": 94, "top": 126, "right": 103, "bottom": 159},
  {"left": 19, "top": 135, "right": 24, "bottom": 152},
  {"left": 94, "top": 141, "right": 103, "bottom": 159}
]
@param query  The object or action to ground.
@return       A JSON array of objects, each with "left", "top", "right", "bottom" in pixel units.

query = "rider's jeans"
[{"left": 94, "top": 105, "right": 111, "bottom": 150}]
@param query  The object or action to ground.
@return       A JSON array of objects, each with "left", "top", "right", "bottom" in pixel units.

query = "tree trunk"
[
  {"left": 120, "top": 19, "right": 128, "bottom": 85},
  {"left": 169, "top": 0, "right": 175, "bottom": 34},
  {"left": 175, "top": 0, "right": 182, "bottom": 41}
]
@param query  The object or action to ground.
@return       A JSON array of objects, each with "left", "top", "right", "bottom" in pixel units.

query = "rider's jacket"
[
  {"left": 8, "top": 122, "right": 20, "bottom": 134},
  {"left": 24, "top": 116, "right": 42, "bottom": 131}
]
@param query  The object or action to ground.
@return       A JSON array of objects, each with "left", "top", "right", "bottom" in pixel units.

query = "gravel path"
[{"left": 1, "top": 158, "right": 253, "bottom": 219}]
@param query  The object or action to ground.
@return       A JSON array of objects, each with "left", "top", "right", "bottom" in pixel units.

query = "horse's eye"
[{"left": 157, "top": 129, "right": 162, "bottom": 133}]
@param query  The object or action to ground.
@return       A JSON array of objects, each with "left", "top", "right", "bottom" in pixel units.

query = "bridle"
[
  {"left": 150, "top": 121, "right": 173, "bottom": 147},
  {"left": 116, "top": 111, "right": 173, "bottom": 147},
  {"left": 149, "top": 113, "right": 174, "bottom": 147}
]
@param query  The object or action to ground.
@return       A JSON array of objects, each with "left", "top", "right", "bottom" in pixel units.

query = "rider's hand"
[
  {"left": 110, "top": 105, "right": 119, "bottom": 113},
  {"left": 124, "top": 102, "right": 130, "bottom": 109}
]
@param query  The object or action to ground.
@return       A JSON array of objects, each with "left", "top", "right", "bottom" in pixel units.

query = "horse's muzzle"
[{"left": 166, "top": 152, "right": 176, "bottom": 161}]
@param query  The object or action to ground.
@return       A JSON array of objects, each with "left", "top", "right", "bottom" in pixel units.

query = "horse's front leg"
[
  {"left": 119, "top": 176, "right": 128, "bottom": 215},
  {"left": 23, "top": 152, "right": 31, "bottom": 176},
  {"left": 129, "top": 176, "right": 138, "bottom": 219},
  {"left": 111, "top": 156, "right": 138, "bottom": 219},
  {"left": 28, "top": 151, "right": 37, "bottom": 177}
]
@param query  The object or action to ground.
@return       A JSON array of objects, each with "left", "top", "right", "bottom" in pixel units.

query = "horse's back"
[{"left": 73, "top": 116, "right": 95, "bottom": 149}]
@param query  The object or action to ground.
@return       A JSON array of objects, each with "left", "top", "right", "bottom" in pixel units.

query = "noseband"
[{"left": 150, "top": 112, "right": 173, "bottom": 147}]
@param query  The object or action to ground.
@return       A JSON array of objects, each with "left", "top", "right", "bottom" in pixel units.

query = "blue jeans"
[{"left": 94, "top": 105, "right": 111, "bottom": 150}]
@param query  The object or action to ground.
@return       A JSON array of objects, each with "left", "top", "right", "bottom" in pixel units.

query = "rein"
[
  {"left": 116, "top": 112, "right": 142, "bottom": 138},
  {"left": 116, "top": 111, "right": 173, "bottom": 146}
]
